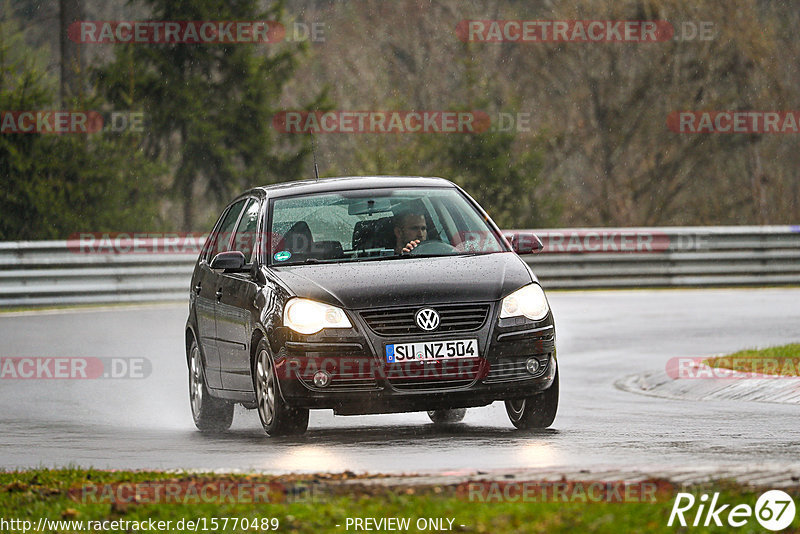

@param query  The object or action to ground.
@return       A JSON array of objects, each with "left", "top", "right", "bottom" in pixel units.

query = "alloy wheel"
[
  {"left": 189, "top": 345, "right": 204, "bottom": 418},
  {"left": 256, "top": 349, "right": 276, "bottom": 427}
]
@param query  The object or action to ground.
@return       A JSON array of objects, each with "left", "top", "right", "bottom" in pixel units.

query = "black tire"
[
  {"left": 427, "top": 408, "right": 467, "bottom": 424},
  {"left": 505, "top": 369, "right": 559, "bottom": 429},
  {"left": 188, "top": 339, "right": 233, "bottom": 432},
  {"left": 253, "top": 339, "right": 309, "bottom": 436}
]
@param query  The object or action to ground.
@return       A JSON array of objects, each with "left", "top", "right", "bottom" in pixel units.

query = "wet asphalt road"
[{"left": 1, "top": 288, "right": 798, "bottom": 473}]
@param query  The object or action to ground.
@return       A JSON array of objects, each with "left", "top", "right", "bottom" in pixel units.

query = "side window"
[
  {"left": 201, "top": 207, "right": 231, "bottom": 262},
  {"left": 232, "top": 198, "right": 260, "bottom": 263},
  {"left": 209, "top": 199, "right": 247, "bottom": 259}
]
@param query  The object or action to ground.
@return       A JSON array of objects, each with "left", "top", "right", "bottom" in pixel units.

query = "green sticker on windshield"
[{"left": 274, "top": 250, "right": 291, "bottom": 262}]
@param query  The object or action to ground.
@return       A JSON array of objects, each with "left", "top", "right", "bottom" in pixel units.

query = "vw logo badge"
[{"left": 415, "top": 308, "right": 440, "bottom": 331}]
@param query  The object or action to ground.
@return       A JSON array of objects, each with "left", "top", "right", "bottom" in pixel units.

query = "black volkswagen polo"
[{"left": 185, "top": 176, "right": 557, "bottom": 436}]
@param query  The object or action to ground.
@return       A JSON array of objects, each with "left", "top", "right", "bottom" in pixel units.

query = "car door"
[
  {"left": 196, "top": 199, "right": 247, "bottom": 389},
  {"left": 216, "top": 197, "right": 263, "bottom": 391},
  {"left": 193, "top": 260, "right": 222, "bottom": 389}
]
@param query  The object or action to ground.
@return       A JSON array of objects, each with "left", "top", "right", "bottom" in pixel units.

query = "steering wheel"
[{"left": 408, "top": 239, "right": 458, "bottom": 255}]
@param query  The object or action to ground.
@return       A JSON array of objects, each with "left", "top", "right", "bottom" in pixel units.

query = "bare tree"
[{"left": 59, "top": 0, "right": 84, "bottom": 105}]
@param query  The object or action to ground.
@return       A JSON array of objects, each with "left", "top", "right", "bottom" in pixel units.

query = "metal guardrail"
[
  {"left": 0, "top": 226, "right": 798, "bottom": 307},
  {"left": 525, "top": 226, "right": 800, "bottom": 289},
  {"left": 0, "top": 240, "right": 195, "bottom": 307}
]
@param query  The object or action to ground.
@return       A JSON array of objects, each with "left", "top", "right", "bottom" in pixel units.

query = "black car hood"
[{"left": 271, "top": 252, "right": 535, "bottom": 309}]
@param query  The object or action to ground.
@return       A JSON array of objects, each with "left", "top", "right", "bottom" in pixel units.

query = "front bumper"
[{"left": 273, "top": 302, "right": 557, "bottom": 415}]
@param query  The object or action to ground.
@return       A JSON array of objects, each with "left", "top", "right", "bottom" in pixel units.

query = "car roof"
[{"left": 247, "top": 176, "right": 457, "bottom": 199}]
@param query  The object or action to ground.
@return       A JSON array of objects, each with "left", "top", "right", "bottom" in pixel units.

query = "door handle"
[
  {"left": 215, "top": 289, "right": 223, "bottom": 300},
  {"left": 194, "top": 283, "right": 202, "bottom": 294}
]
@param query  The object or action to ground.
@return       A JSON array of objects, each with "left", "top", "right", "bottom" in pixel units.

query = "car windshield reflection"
[{"left": 268, "top": 188, "right": 507, "bottom": 266}]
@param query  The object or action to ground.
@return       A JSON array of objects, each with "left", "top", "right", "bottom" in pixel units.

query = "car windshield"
[{"left": 268, "top": 187, "right": 508, "bottom": 265}]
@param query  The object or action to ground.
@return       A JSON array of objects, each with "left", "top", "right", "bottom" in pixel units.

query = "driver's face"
[{"left": 395, "top": 214, "right": 427, "bottom": 245}]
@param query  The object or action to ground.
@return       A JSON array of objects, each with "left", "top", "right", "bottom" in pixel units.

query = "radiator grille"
[{"left": 360, "top": 303, "right": 490, "bottom": 336}]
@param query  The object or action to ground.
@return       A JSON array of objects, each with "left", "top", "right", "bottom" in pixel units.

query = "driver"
[{"left": 393, "top": 212, "right": 428, "bottom": 254}]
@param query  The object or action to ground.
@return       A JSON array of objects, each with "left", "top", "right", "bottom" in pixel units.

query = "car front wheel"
[
  {"left": 505, "top": 369, "right": 559, "bottom": 429},
  {"left": 254, "top": 339, "right": 309, "bottom": 436},
  {"left": 189, "top": 340, "right": 233, "bottom": 432}
]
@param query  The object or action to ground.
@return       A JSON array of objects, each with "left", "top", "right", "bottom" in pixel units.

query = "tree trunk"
[{"left": 60, "top": 0, "right": 84, "bottom": 105}]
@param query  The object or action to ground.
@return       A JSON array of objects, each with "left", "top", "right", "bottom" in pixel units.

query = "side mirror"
[
  {"left": 210, "top": 250, "right": 246, "bottom": 271},
  {"left": 505, "top": 232, "right": 544, "bottom": 255}
]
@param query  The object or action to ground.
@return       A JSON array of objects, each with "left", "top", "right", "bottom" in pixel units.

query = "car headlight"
[
  {"left": 284, "top": 298, "right": 352, "bottom": 335},
  {"left": 499, "top": 284, "right": 550, "bottom": 321}
]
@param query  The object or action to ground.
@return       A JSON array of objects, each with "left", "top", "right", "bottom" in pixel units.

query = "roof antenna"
[{"left": 311, "top": 131, "right": 320, "bottom": 181}]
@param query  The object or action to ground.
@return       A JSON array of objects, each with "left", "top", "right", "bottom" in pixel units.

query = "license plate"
[{"left": 385, "top": 339, "right": 478, "bottom": 363}]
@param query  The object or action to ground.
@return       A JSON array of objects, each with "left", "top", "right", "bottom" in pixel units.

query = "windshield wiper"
[
  {"left": 382, "top": 253, "right": 455, "bottom": 260},
  {"left": 275, "top": 258, "right": 332, "bottom": 266},
  {"left": 279, "top": 252, "right": 479, "bottom": 266}
]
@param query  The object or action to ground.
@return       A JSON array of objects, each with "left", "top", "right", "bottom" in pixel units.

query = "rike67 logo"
[{"left": 669, "top": 490, "right": 796, "bottom": 531}]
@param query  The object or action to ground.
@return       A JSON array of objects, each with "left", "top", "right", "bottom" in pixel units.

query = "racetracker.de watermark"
[
  {"left": 535, "top": 230, "right": 670, "bottom": 253},
  {"left": 666, "top": 357, "right": 800, "bottom": 379},
  {"left": 272, "top": 111, "right": 491, "bottom": 134},
  {"left": 501, "top": 230, "right": 706, "bottom": 253},
  {"left": 457, "top": 20, "right": 714, "bottom": 43},
  {"left": 70, "top": 480, "right": 302, "bottom": 505},
  {"left": 279, "top": 356, "right": 492, "bottom": 382},
  {"left": 68, "top": 21, "right": 324, "bottom": 44},
  {"left": 70, "top": 21, "right": 282, "bottom": 43},
  {"left": 1, "top": 111, "right": 145, "bottom": 134},
  {"left": 67, "top": 233, "right": 208, "bottom": 254},
  {"left": 0, "top": 357, "right": 151, "bottom": 379},
  {"left": 456, "top": 20, "right": 673, "bottom": 42},
  {"left": 459, "top": 480, "right": 674, "bottom": 503},
  {"left": 66, "top": 231, "right": 710, "bottom": 256},
  {"left": 668, "top": 111, "right": 800, "bottom": 134}
]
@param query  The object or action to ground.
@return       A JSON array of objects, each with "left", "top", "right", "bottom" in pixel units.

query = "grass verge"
[
  {"left": 1, "top": 469, "right": 798, "bottom": 533},
  {"left": 704, "top": 343, "right": 800, "bottom": 377}
]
